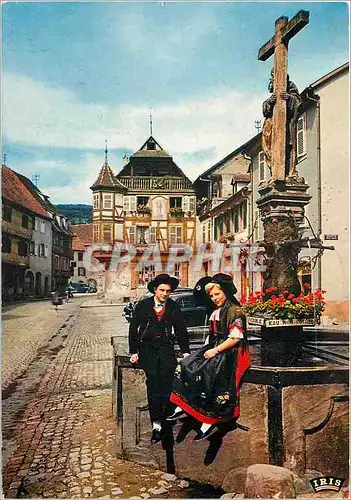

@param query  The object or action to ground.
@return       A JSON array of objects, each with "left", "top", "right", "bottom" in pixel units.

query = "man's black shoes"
[{"left": 150, "top": 428, "right": 162, "bottom": 444}]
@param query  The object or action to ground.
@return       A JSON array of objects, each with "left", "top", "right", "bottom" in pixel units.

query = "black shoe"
[
  {"left": 166, "top": 409, "right": 186, "bottom": 422},
  {"left": 194, "top": 425, "right": 218, "bottom": 441},
  {"left": 151, "top": 428, "right": 162, "bottom": 444}
]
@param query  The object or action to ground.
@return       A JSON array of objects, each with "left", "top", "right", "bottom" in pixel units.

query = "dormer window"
[
  {"left": 147, "top": 139, "right": 156, "bottom": 150},
  {"left": 212, "top": 181, "right": 220, "bottom": 198}
]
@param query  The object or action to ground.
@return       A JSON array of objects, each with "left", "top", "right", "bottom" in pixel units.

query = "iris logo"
[{"left": 310, "top": 477, "right": 344, "bottom": 493}]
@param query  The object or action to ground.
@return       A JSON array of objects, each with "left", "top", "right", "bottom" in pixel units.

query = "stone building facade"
[{"left": 2, "top": 165, "right": 52, "bottom": 300}]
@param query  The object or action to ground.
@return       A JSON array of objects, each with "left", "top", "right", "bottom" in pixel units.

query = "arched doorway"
[
  {"left": 44, "top": 276, "right": 49, "bottom": 296},
  {"left": 35, "top": 272, "right": 42, "bottom": 296},
  {"left": 26, "top": 271, "right": 35, "bottom": 295}
]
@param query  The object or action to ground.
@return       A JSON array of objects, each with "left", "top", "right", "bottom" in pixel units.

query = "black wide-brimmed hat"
[
  {"left": 147, "top": 273, "right": 179, "bottom": 294},
  {"left": 211, "top": 273, "right": 238, "bottom": 297},
  {"left": 193, "top": 273, "right": 239, "bottom": 306}
]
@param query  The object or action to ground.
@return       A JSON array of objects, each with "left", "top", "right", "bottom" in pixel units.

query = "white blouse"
[{"left": 209, "top": 308, "right": 244, "bottom": 339}]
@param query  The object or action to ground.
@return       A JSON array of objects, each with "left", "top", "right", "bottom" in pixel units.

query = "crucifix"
[{"left": 258, "top": 10, "right": 309, "bottom": 182}]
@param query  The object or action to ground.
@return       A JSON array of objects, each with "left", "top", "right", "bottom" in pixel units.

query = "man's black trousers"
[{"left": 138, "top": 339, "right": 177, "bottom": 423}]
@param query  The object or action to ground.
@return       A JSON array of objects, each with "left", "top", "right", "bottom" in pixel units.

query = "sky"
[{"left": 2, "top": 1, "right": 349, "bottom": 204}]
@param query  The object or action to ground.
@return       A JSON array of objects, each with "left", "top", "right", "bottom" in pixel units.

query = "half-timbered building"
[{"left": 91, "top": 137, "right": 197, "bottom": 294}]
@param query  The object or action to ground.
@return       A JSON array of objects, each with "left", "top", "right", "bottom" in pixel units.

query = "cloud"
[
  {"left": 3, "top": 71, "right": 265, "bottom": 201},
  {"left": 116, "top": 4, "right": 217, "bottom": 66}
]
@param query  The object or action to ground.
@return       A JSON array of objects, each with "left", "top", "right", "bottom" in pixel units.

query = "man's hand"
[
  {"left": 182, "top": 352, "right": 190, "bottom": 359},
  {"left": 130, "top": 353, "right": 139, "bottom": 364},
  {"left": 204, "top": 348, "right": 218, "bottom": 359}
]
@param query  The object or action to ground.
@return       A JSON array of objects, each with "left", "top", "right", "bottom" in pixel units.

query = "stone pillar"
[{"left": 257, "top": 181, "right": 311, "bottom": 296}]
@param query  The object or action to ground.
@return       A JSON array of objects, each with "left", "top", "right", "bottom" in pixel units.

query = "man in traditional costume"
[{"left": 129, "top": 273, "right": 190, "bottom": 444}]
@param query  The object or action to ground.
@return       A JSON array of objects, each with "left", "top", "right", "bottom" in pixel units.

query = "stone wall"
[{"left": 112, "top": 340, "right": 349, "bottom": 489}]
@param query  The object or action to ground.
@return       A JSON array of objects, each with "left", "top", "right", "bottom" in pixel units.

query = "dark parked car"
[
  {"left": 123, "top": 289, "right": 208, "bottom": 328},
  {"left": 66, "top": 282, "right": 91, "bottom": 294}
]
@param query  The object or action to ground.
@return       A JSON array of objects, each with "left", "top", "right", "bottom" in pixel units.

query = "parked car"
[
  {"left": 66, "top": 282, "right": 90, "bottom": 294},
  {"left": 123, "top": 289, "right": 208, "bottom": 327}
]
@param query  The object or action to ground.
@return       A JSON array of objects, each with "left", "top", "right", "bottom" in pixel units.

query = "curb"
[{"left": 80, "top": 302, "right": 126, "bottom": 309}]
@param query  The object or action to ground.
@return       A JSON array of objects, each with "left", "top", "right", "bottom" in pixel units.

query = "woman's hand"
[
  {"left": 130, "top": 353, "right": 139, "bottom": 364},
  {"left": 204, "top": 348, "right": 218, "bottom": 359}
]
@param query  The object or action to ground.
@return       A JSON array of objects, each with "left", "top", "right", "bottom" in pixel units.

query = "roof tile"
[{"left": 2, "top": 165, "right": 49, "bottom": 217}]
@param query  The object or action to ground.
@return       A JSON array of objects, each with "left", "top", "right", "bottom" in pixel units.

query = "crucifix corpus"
[{"left": 258, "top": 10, "right": 309, "bottom": 182}]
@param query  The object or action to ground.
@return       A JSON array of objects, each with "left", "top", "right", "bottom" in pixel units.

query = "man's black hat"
[{"left": 147, "top": 273, "right": 179, "bottom": 294}]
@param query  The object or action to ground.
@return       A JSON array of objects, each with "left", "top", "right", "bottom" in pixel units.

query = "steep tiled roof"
[
  {"left": 117, "top": 136, "right": 193, "bottom": 186},
  {"left": 72, "top": 233, "right": 86, "bottom": 252},
  {"left": 71, "top": 223, "right": 93, "bottom": 245},
  {"left": 91, "top": 162, "right": 127, "bottom": 190},
  {"left": 2, "top": 165, "right": 49, "bottom": 217},
  {"left": 15, "top": 172, "right": 58, "bottom": 214}
]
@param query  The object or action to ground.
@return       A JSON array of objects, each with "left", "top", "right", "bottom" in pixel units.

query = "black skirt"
[{"left": 170, "top": 338, "right": 240, "bottom": 425}]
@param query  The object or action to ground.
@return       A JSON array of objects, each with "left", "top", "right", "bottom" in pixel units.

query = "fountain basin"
[{"left": 111, "top": 328, "right": 349, "bottom": 489}]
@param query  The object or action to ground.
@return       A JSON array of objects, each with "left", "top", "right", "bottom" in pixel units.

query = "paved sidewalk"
[{"left": 2, "top": 304, "right": 204, "bottom": 499}]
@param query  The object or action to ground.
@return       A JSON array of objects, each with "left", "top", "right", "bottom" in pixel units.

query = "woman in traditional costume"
[{"left": 167, "top": 273, "right": 251, "bottom": 440}]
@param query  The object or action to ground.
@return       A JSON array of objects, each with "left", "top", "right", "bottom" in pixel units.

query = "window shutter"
[
  {"left": 150, "top": 227, "right": 157, "bottom": 244},
  {"left": 242, "top": 201, "right": 248, "bottom": 230},
  {"left": 254, "top": 209, "right": 260, "bottom": 241},
  {"left": 259, "top": 151, "right": 265, "bottom": 181},
  {"left": 176, "top": 227, "right": 182, "bottom": 243},
  {"left": 182, "top": 196, "right": 190, "bottom": 213},
  {"left": 123, "top": 196, "right": 130, "bottom": 212},
  {"left": 170, "top": 226, "right": 176, "bottom": 244},
  {"left": 129, "top": 225, "right": 136, "bottom": 244},
  {"left": 130, "top": 196, "right": 137, "bottom": 212},
  {"left": 189, "top": 197, "right": 196, "bottom": 214},
  {"left": 207, "top": 221, "right": 211, "bottom": 242},
  {"left": 297, "top": 114, "right": 306, "bottom": 157},
  {"left": 44, "top": 244, "right": 49, "bottom": 257},
  {"left": 202, "top": 223, "right": 206, "bottom": 243}
]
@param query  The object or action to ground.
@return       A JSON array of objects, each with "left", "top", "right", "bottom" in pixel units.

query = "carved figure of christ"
[{"left": 258, "top": 10, "right": 309, "bottom": 182}]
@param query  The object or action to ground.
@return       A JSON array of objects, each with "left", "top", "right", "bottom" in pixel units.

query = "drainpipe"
[
  {"left": 199, "top": 177, "right": 213, "bottom": 241},
  {"left": 305, "top": 87, "right": 322, "bottom": 289},
  {"left": 243, "top": 153, "right": 253, "bottom": 292}
]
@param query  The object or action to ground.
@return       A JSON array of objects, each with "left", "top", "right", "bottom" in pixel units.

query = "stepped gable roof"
[
  {"left": 72, "top": 233, "right": 86, "bottom": 252},
  {"left": 91, "top": 160, "right": 127, "bottom": 191},
  {"left": 194, "top": 133, "right": 261, "bottom": 184},
  {"left": 117, "top": 136, "right": 193, "bottom": 186},
  {"left": 2, "top": 164, "right": 49, "bottom": 218},
  {"left": 15, "top": 171, "right": 58, "bottom": 215},
  {"left": 71, "top": 223, "right": 93, "bottom": 245}
]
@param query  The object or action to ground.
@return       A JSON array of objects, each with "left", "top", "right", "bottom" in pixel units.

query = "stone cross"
[{"left": 258, "top": 10, "right": 309, "bottom": 181}]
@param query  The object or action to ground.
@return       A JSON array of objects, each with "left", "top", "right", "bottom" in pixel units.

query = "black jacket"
[{"left": 129, "top": 296, "right": 190, "bottom": 355}]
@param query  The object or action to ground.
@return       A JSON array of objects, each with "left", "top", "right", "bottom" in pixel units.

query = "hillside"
[{"left": 55, "top": 204, "right": 93, "bottom": 224}]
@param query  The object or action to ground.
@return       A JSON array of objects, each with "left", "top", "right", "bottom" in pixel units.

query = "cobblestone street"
[{"left": 2, "top": 299, "right": 215, "bottom": 499}]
